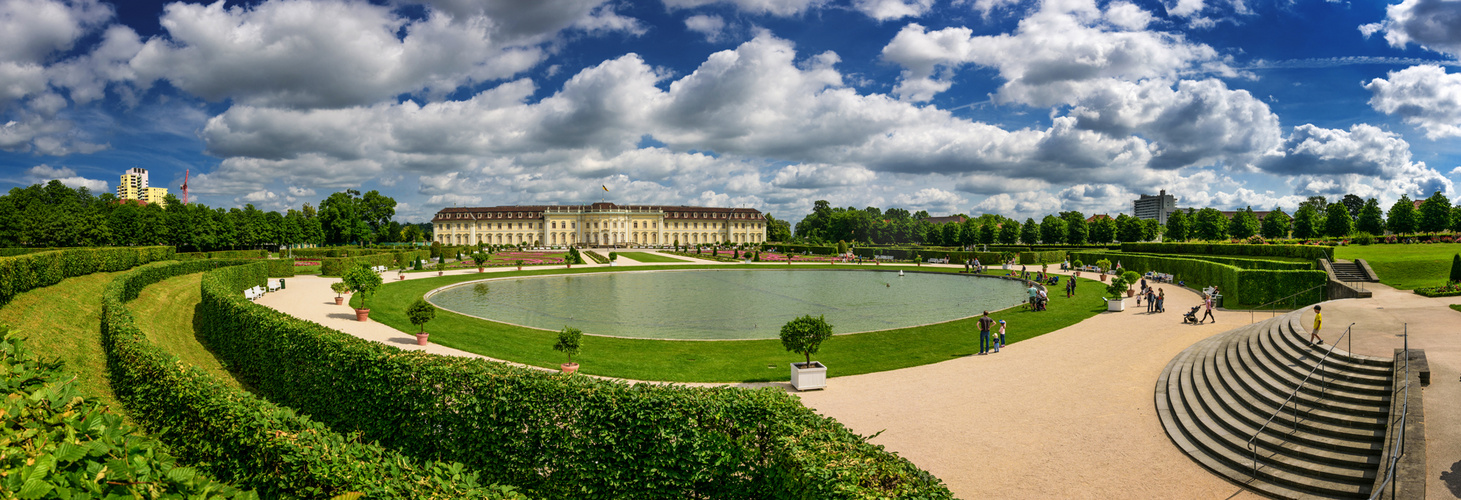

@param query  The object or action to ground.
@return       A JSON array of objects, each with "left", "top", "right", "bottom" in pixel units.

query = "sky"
[{"left": 1, "top": 0, "right": 1460, "bottom": 225}]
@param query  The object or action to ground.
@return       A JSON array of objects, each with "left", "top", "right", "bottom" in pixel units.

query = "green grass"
[
  {"left": 292, "top": 265, "right": 320, "bottom": 275},
  {"left": 364, "top": 265, "right": 1107, "bottom": 382},
  {"left": 613, "top": 251, "right": 689, "bottom": 263},
  {"left": 0, "top": 271, "right": 123, "bottom": 412},
  {"left": 129, "top": 272, "right": 246, "bottom": 390},
  {"left": 1334, "top": 243, "right": 1461, "bottom": 290}
]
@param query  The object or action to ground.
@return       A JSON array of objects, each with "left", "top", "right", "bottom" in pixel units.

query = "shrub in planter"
[
  {"left": 472, "top": 253, "right": 488, "bottom": 271},
  {"left": 781, "top": 315, "right": 833, "bottom": 369},
  {"left": 341, "top": 265, "right": 382, "bottom": 321},
  {"left": 554, "top": 326, "right": 582, "bottom": 374},
  {"left": 407, "top": 298, "right": 437, "bottom": 346},
  {"left": 1108, "top": 271, "right": 1140, "bottom": 300},
  {"left": 330, "top": 281, "right": 349, "bottom": 305},
  {"left": 434, "top": 262, "right": 446, "bottom": 276}
]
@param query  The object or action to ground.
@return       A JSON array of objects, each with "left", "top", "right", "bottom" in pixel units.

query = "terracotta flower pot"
[
  {"left": 1126, "top": 289, "right": 1134, "bottom": 298},
  {"left": 1100, "top": 274, "right": 1107, "bottom": 282},
  {"left": 517, "top": 266, "right": 522, "bottom": 271},
  {"left": 416, "top": 332, "right": 429, "bottom": 346},
  {"left": 334, "top": 296, "right": 343, "bottom": 305},
  {"left": 438, "top": 271, "right": 444, "bottom": 276},
  {"left": 398, "top": 275, "right": 404, "bottom": 280},
  {"left": 478, "top": 267, "right": 484, "bottom": 272},
  {"left": 355, "top": 308, "right": 370, "bottom": 322},
  {"left": 561, "top": 362, "right": 579, "bottom": 374}
]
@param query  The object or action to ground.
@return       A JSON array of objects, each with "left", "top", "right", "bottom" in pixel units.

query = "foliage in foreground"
[
  {"left": 101, "top": 260, "right": 524, "bottom": 499},
  {"left": 196, "top": 262, "right": 954, "bottom": 499},
  {"left": 0, "top": 325, "right": 255, "bottom": 499}
]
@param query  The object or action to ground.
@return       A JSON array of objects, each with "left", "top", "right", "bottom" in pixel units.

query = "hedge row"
[
  {"left": 263, "top": 258, "right": 295, "bottom": 277},
  {"left": 0, "top": 325, "right": 256, "bottom": 499},
  {"left": 0, "top": 247, "right": 61, "bottom": 257},
  {"left": 319, "top": 250, "right": 431, "bottom": 276},
  {"left": 1115, "top": 252, "right": 1314, "bottom": 271},
  {"left": 100, "top": 260, "right": 524, "bottom": 499},
  {"left": 771, "top": 243, "right": 840, "bottom": 255},
  {"left": 0, "top": 246, "right": 174, "bottom": 308},
  {"left": 1070, "top": 251, "right": 1327, "bottom": 308},
  {"left": 290, "top": 247, "right": 397, "bottom": 258},
  {"left": 1018, "top": 250, "right": 1066, "bottom": 265},
  {"left": 851, "top": 247, "right": 1011, "bottom": 264},
  {"left": 176, "top": 249, "right": 267, "bottom": 260},
  {"left": 196, "top": 263, "right": 953, "bottom": 499},
  {"left": 1121, "top": 242, "right": 1331, "bottom": 261}
]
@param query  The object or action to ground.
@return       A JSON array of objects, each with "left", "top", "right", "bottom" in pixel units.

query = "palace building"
[{"left": 432, "top": 203, "right": 768, "bottom": 247}]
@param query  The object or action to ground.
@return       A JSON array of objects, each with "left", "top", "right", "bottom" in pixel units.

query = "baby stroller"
[{"left": 1183, "top": 305, "right": 1201, "bottom": 324}]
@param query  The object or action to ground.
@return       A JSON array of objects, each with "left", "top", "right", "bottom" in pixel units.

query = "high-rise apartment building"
[
  {"left": 1133, "top": 189, "right": 1177, "bottom": 224},
  {"left": 117, "top": 168, "right": 169, "bottom": 207}
]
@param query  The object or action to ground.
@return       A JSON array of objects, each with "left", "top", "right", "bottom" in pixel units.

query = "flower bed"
[
  {"left": 757, "top": 252, "right": 844, "bottom": 263},
  {"left": 1415, "top": 282, "right": 1461, "bottom": 297},
  {"left": 293, "top": 260, "right": 320, "bottom": 266}
]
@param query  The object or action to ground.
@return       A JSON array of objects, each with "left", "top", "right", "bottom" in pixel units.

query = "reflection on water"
[{"left": 427, "top": 270, "right": 1027, "bottom": 340}]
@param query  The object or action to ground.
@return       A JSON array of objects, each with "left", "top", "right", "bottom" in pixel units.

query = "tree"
[
  {"left": 1341, "top": 194, "right": 1365, "bottom": 218},
  {"left": 1418, "top": 190, "right": 1452, "bottom": 233},
  {"left": 1452, "top": 254, "right": 1461, "bottom": 284},
  {"left": 1115, "top": 214, "right": 1143, "bottom": 243},
  {"left": 997, "top": 218, "right": 1020, "bottom": 245},
  {"left": 1298, "top": 195, "right": 1328, "bottom": 215},
  {"left": 341, "top": 264, "right": 382, "bottom": 311},
  {"left": 1020, "top": 218, "right": 1040, "bottom": 245},
  {"left": 942, "top": 221, "right": 964, "bottom": 247},
  {"left": 1260, "top": 207, "right": 1291, "bottom": 239},
  {"left": 1140, "top": 218, "right": 1161, "bottom": 242},
  {"left": 554, "top": 326, "right": 582, "bottom": 365},
  {"left": 780, "top": 315, "right": 833, "bottom": 367},
  {"left": 1387, "top": 195, "right": 1417, "bottom": 234},
  {"left": 406, "top": 298, "right": 437, "bottom": 333},
  {"left": 1088, "top": 216, "right": 1116, "bottom": 244},
  {"left": 765, "top": 214, "right": 792, "bottom": 242},
  {"left": 1291, "top": 204, "right": 1322, "bottom": 239},
  {"left": 1194, "top": 208, "right": 1228, "bottom": 241},
  {"left": 1324, "top": 202, "right": 1352, "bottom": 238},
  {"left": 1228, "top": 207, "right": 1260, "bottom": 240},
  {"left": 1060, "top": 211, "right": 1087, "bottom": 245},
  {"left": 1453, "top": 206, "right": 1461, "bottom": 232},
  {"left": 1040, "top": 215, "right": 1065, "bottom": 245},
  {"left": 1165, "top": 210, "right": 1188, "bottom": 242},
  {"left": 1355, "top": 198, "right": 1385, "bottom": 235},
  {"left": 978, "top": 221, "right": 996, "bottom": 245}
]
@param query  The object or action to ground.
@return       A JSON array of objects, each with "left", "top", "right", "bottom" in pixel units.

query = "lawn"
[
  {"left": 1451, "top": 304, "right": 1461, "bottom": 314},
  {"left": 1334, "top": 243, "right": 1461, "bottom": 290},
  {"left": 613, "top": 251, "right": 689, "bottom": 263},
  {"left": 364, "top": 264, "right": 1108, "bottom": 382},
  {"left": 0, "top": 271, "right": 123, "bottom": 412},
  {"left": 129, "top": 272, "right": 246, "bottom": 390}
]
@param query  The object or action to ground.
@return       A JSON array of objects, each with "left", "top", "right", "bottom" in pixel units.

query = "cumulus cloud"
[
  {"left": 662, "top": 0, "right": 827, "bottom": 17},
  {"left": 892, "top": 187, "right": 965, "bottom": 213},
  {"left": 771, "top": 163, "right": 877, "bottom": 189},
  {"left": 1257, "top": 123, "right": 1452, "bottom": 200},
  {"left": 1360, "top": 0, "right": 1461, "bottom": 58},
  {"left": 24, "top": 164, "right": 108, "bottom": 192},
  {"left": 853, "top": 0, "right": 937, "bottom": 21},
  {"left": 684, "top": 14, "right": 726, "bottom": 42},
  {"left": 1364, "top": 65, "right": 1461, "bottom": 139}
]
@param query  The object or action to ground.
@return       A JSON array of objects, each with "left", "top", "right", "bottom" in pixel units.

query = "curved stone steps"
[{"left": 1156, "top": 311, "right": 1394, "bottom": 499}]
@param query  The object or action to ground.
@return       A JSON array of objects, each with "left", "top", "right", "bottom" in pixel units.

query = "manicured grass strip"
[
  {"left": 0, "top": 271, "right": 123, "bottom": 412},
  {"left": 129, "top": 272, "right": 245, "bottom": 391},
  {"left": 614, "top": 251, "right": 689, "bottom": 263},
  {"left": 1335, "top": 243, "right": 1461, "bottom": 290},
  {"left": 367, "top": 265, "right": 1107, "bottom": 382},
  {"left": 1450, "top": 304, "right": 1461, "bottom": 314}
]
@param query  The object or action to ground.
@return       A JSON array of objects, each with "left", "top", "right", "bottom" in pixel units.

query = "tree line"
[
  {"left": 0, "top": 181, "right": 428, "bottom": 251},
  {"left": 788, "top": 192, "right": 1459, "bottom": 246}
]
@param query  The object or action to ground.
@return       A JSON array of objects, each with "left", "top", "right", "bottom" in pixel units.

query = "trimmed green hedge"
[
  {"left": 1114, "top": 252, "right": 1314, "bottom": 270},
  {"left": 263, "top": 258, "right": 295, "bottom": 277},
  {"left": 176, "top": 249, "right": 268, "bottom": 260},
  {"left": 195, "top": 264, "right": 953, "bottom": 499},
  {"left": 101, "top": 260, "right": 524, "bottom": 499},
  {"left": 1121, "top": 243, "right": 1331, "bottom": 261},
  {"left": 772, "top": 243, "right": 839, "bottom": 255},
  {"left": 1071, "top": 251, "right": 1326, "bottom": 308},
  {"left": 851, "top": 247, "right": 1011, "bottom": 265},
  {"left": 1018, "top": 250, "right": 1066, "bottom": 265},
  {"left": 290, "top": 247, "right": 398, "bottom": 258},
  {"left": 319, "top": 250, "right": 430, "bottom": 276},
  {"left": 0, "top": 247, "right": 62, "bottom": 257},
  {"left": 0, "top": 246, "right": 174, "bottom": 308},
  {"left": 0, "top": 326, "right": 255, "bottom": 499}
]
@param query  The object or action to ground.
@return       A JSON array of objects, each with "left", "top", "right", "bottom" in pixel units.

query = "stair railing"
[
  {"left": 1370, "top": 324, "right": 1409, "bottom": 500},
  {"left": 1248, "top": 284, "right": 1327, "bottom": 324},
  {"left": 1247, "top": 322, "right": 1356, "bottom": 479}
]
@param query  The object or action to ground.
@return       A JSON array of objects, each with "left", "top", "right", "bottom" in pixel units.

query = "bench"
[{"left": 267, "top": 280, "right": 281, "bottom": 292}]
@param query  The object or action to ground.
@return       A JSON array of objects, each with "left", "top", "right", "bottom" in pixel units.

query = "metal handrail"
[
  {"left": 1370, "top": 324, "right": 1410, "bottom": 500},
  {"left": 1247, "top": 322, "right": 1356, "bottom": 478},
  {"left": 1248, "top": 284, "right": 1327, "bottom": 324}
]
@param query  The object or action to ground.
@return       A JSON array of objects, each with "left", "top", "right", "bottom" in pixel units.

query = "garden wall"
[
  {"left": 195, "top": 263, "right": 953, "bottom": 499},
  {"left": 1070, "top": 251, "right": 1327, "bottom": 308}
]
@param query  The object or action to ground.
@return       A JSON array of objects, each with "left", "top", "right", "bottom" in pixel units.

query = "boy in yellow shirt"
[{"left": 1309, "top": 305, "right": 1323, "bottom": 345}]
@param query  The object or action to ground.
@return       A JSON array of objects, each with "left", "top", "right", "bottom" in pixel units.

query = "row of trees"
[
  {"left": 787, "top": 191, "right": 1460, "bottom": 246},
  {"left": 0, "top": 181, "right": 424, "bottom": 251}
]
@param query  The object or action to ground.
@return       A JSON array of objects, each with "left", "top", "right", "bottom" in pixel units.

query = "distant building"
[
  {"left": 1219, "top": 210, "right": 1271, "bottom": 220},
  {"left": 433, "top": 202, "right": 766, "bottom": 247},
  {"left": 1133, "top": 189, "right": 1177, "bottom": 225},
  {"left": 117, "top": 168, "right": 168, "bottom": 207},
  {"left": 1086, "top": 213, "right": 1113, "bottom": 223},
  {"left": 925, "top": 215, "right": 967, "bottom": 225}
]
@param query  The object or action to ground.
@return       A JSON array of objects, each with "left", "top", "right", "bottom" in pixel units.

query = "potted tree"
[
  {"left": 516, "top": 259, "right": 524, "bottom": 271},
  {"left": 1095, "top": 259, "right": 1112, "bottom": 282},
  {"left": 434, "top": 261, "right": 446, "bottom": 277},
  {"left": 330, "top": 281, "right": 349, "bottom": 305},
  {"left": 781, "top": 315, "right": 833, "bottom": 391},
  {"left": 471, "top": 253, "right": 488, "bottom": 272},
  {"left": 554, "top": 326, "right": 582, "bottom": 374},
  {"left": 407, "top": 298, "right": 436, "bottom": 346},
  {"left": 1073, "top": 259, "right": 1084, "bottom": 278},
  {"left": 608, "top": 252, "right": 617, "bottom": 267},
  {"left": 1104, "top": 271, "right": 1140, "bottom": 312},
  {"left": 342, "top": 264, "right": 382, "bottom": 322}
]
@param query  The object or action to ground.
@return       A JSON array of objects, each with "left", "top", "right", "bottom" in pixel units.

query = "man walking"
[{"left": 978, "top": 311, "right": 995, "bottom": 355}]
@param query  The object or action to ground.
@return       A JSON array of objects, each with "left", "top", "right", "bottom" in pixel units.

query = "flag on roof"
[{"left": 602, "top": 185, "right": 609, "bottom": 192}]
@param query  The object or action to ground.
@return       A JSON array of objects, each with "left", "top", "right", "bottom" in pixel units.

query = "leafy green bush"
[
  {"left": 192, "top": 263, "right": 953, "bottom": 499},
  {"left": 101, "top": 260, "right": 525, "bottom": 499},
  {"left": 263, "top": 257, "right": 295, "bottom": 277},
  {"left": 407, "top": 298, "right": 436, "bottom": 333},
  {"left": 1352, "top": 231, "right": 1375, "bottom": 245},
  {"left": 1107, "top": 271, "right": 1140, "bottom": 299},
  {"left": 554, "top": 326, "right": 582, "bottom": 364},
  {"left": 0, "top": 246, "right": 174, "bottom": 308},
  {"left": 781, "top": 315, "right": 833, "bottom": 367},
  {"left": 584, "top": 250, "right": 609, "bottom": 264},
  {"left": 0, "top": 325, "right": 255, "bottom": 499},
  {"left": 342, "top": 264, "right": 383, "bottom": 309},
  {"left": 1415, "top": 282, "right": 1461, "bottom": 297},
  {"left": 1071, "top": 251, "right": 1326, "bottom": 308},
  {"left": 1121, "top": 242, "right": 1330, "bottom": 261}
]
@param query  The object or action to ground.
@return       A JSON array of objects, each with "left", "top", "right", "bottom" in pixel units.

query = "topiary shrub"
[
  {"left": 407, "top": 298, "right": 437, "bottom": 333},
  {"left": 780, "top": 315, "right": 833, "bottom": 368},
  {"left": 1451, "top": 253, "right": 1461, "bottom": 284},
  {"left": 554, "top": 326, "right": 582, "bottom": 365}
]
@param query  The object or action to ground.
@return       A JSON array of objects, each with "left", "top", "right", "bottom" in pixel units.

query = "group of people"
[
  {"left": 1026, "top": 281, "right": 1049, "bottom": 311},
  {"left": 964, "top": 258, "right": 985, "bottom": 274},
  {"left": 1135, "top": 277, "right": 1166, "bottom": 313}
]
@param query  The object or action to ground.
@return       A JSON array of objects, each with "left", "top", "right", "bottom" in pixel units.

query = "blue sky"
[{"left": 2, "top": 0, "right": 1459, "bottom": 224}]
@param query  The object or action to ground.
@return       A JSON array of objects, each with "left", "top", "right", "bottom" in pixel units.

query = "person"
[
  {"left": 1066, "top": 276, "right": 1077, "bottom": 298},
  {"left": 1146, "top": 287, "right": 1156, "bottom": 313},
  {"left": 1027, "top": 283, "right": 1040, "bottom": 308},
  {"left": 1200, "top": 293, "right": 1216, "bottom": 323},
  {"left": 978, "top": 311, "right": 995, "bottom": 355},
  {"left": 1309, "top": 305, "right": 1323, "bottom": 344},
  {"left": 1020, "top": 265, "right": 1028, "bottom": 280},
  {"left": 1037, "top": 287, "right": 1048, "bottom": 311},
  {"left": 1062, "top": 259, "right": 1069, "bottom": 271},
  {"left": 998, "top": 320, "right": 1007, "bottom": 349},
  {"left": 1157, "top": 288, "right": 1165, "bottom": 313},
  {"left": 973, "top": 257, "right": 982, "bottom": 274}
]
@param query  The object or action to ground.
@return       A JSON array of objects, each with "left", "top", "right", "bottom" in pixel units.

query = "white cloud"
[
  {"left": 853, "top": 0, "right": 936, "bottom": 21},
  {"left": 1364, "top": 65, "right": 1461, "bottom": 139},
  {"left": 771, "top": 163, "right": 877, "bottom": 189},
  {"left": 684, "top": 14, "right": 726, "bottom": 42},
  {"left": 427, "top": 193, "right": 483, "bottom": 205},
  {"left": 662, "top": 0, "right": 827, "bottom": 17},
  {"left": 1257, "top": 123, "right": 1453, "bottom": 200},
  {"left": 1359, "top": 0, "right": 1461, "bottom": 58},
  {"left": 24, "top": 164, "right": 108, "bottom": 192},
  {"left": 892, "top": 187, "right": 966, "bottom": 213}
]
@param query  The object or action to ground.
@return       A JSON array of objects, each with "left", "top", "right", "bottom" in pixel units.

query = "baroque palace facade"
[{"left": 432, "top": 202, "right": 767, "bottom": 247}]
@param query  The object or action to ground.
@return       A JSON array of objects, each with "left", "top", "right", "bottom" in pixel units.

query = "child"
[
  {"left": 997, "top": 320, "right": 1007, "bottom": 351},
  {"left": 1309, "top": 305, "right": 1323, "bottom": 344}
]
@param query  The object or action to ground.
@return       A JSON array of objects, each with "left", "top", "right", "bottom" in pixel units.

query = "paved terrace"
[{"left": 257, "top": 251, "right": 1458, "bottom": 498}]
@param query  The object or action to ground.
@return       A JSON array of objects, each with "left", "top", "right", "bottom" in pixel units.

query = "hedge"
[
  {"left": 1114, "top": 252, "right": 1314, "bottom": 271},
  {"left": 290, "top": 247, "right": 398, "bottom": 258},
  {"left": 195, "top": 263, "right": 953, "bottom": 499},
  {"left": 0, "top": 247, "right": 62, "bottom": 257},
  {"left": 0, "top": 246, "right": 174, "bottom": 309},
  {"left": 100, "top": 260, "right": 525, "bottom": 499},
  {"left": 1070, "top": 251, "right": 1327, "bottom": 308},
  {"left": 263, "top": 258, "right": 295, "bottom": 277},
  {"left": 175, "top": 249, "right": 268, "bottom": 260},
  {"left": 771, "top": 243, "right": 840, "bottom": 255},
  {"left": 1018, "top": 250, "right": 1066, "bottom": 265},
  {"left": 0, "top": 325, "right": 256, "bottom": 499},
  {"left": 851, "top": 247, "right": 1011, "bottom": 265},
  {"left": 319, "top": 250, "right": 430, "bottom": 276},
  {"left": 1121, "top": 242, "right": 1331, "bottom": 261}
]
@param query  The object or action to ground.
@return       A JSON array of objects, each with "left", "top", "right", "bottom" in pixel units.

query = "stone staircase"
[
  {"left": 1156, "top": 311, "right": 1394, "bottom": 499},
  {"left": 1329, "top": 262, "right": 1374, "bottom": 283}
]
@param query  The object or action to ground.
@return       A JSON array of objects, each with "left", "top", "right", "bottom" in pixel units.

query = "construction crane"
[{"left": 181, "top": 169, "right": 190, "bottom": 205}]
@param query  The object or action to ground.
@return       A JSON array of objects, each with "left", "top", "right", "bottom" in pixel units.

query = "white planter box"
[
  {"left": 1106, "top": 298, "right": 1126, "bottom": 312},
  {"left": 790, "top": 362, "right": 827, "bottom": 391}
]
